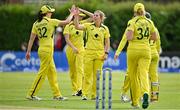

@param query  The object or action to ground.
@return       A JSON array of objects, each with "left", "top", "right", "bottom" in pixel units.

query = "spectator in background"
[
  {"left": 111, "top": 40, "right": 119, "bottom": 51},
  {"left": 21, "top": 42, "right": 27, "bottom": 51},
  {"left": 54, "top": 27, "right": 66, "bottom": 51}
]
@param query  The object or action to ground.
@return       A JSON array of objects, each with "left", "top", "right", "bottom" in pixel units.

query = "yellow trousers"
[
  {"left": 27, "top": 47, "right": 62, "bottom": 97},
  {"left": 149, "top": 53, "right": 159, "bottom": 97},
  {"left": 82, "top": 49, "right": 104, "bottom": 98},
  {"left": 66, "top": 47, "right": 84, "bottom": 94},
  {"left": 127, "top": 49, "right": 151, "bottom": 105},
  {"left": 122, "top": 72, "right": 130, "bottom": 95}
]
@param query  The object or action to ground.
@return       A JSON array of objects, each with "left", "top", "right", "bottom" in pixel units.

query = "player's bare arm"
[
  {"left": 79, "top": 8, "right": 94, "bottom": 18},
  {"left": 126, "top": 30, "right": 134, "bottom": 41},
  {"left": 150, "top": 32, "right": 157, "bottom": 41},
  {"left": 59, "top": 5, "right": 76, "bottom": 26},
  {"left": 64, "top": 34, "right": 79, "bottom": 53},
  {"left": 74, "top": 8, "right": 85, "bottom": 30},
  {"left": 103, "top": 37, "right": 110, "bottom": 60},
  {"left": 105, "top": 37, "right": 110, "bottom": 53},
  {"left": 26, "top": 33, "right": 36, "bottom": 61},
  {"left": 79, "top": 8, "right": 93, "bottom": 22}
]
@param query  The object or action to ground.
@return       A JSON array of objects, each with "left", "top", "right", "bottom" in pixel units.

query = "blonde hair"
[
  {"left": 136, "top": 8, "right": 145, "bottom": 16},
  {"left": 94, "top": 10, "right": 106, "bottom": 23}
]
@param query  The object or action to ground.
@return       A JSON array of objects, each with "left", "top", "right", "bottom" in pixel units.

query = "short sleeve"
[
  {"left": 126, "top": 20, "right": 134, "bottom": 31},
  {"left": 31, "top": 23, "right": 37, "bottom": 34},
  {"left": 104, "top": 26, "right": 110, "bottom": 38},
  {"left": 150, "top": 21, "right": 156, "bottom": 33},
  {"left": 63, "top": 24, "right": 69, "bottom": 35},
  {"left": 80, "top": 20, "right": 87, "bottom": 24},
  {"left": 82, "top": 23, "right": 91, "bottom": 30},
  {"left": 155, "top": 28, "right": 161, "bottom": 53},
  {"left": 51, "top": 19, "right": 61, "bottom": 27}
]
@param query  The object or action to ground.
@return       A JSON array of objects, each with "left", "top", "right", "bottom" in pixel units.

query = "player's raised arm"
[
  {"left": 74, "top": 8, "right": 85, "bottom": 30},
  {"left": 79, "top": 8, "right": 93, "bottom": 22},
  {"left": 79, "top": 8, "right": 94, "bottom": 18},
  {"left": 58, "top": 5, "right": 76, "bottom": 26}
]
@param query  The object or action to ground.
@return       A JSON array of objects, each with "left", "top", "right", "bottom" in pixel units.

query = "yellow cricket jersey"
[
  {"left": 83, "top": 23, "right": 110, "bottom": 50},
  {"left": 31, "top": 17, "right": 60, "bottom": 49},
  {"left": 63, "top": 21, "right": 85, "bottom": 50},
  {"left": 126, "top": 16, "right": 156, "bottom": 50},
  {"left": 115, "top": 29, "right": 128, "bottom": 56},
  {"left": 150, "top": 27, "right": 161, "bottom": 54}
]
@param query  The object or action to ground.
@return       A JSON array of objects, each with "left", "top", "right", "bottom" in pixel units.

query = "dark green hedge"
[{"left": 0, "top": 2, "right": 180, "bottom": 51}]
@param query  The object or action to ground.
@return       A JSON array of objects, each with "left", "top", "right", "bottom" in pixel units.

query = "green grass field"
[{"left": 0, "top": 72, "right": 180, "bottom": 110}]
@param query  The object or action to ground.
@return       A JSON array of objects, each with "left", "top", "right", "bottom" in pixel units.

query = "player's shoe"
[
  {"left": 53, "top": 96, "right": 68, "bottom": 101},
  {"left": 72, "top": 92, "right": 78, "bottom": 96},
  {"left": 131, "top": 105, "right": 140, "bottom": 109},
  {"left": 76, "top": 90, "right": 82, "bottom": 96},
  {"left": 82, "top": 95, "right": 87, "bottom": 100},
  {"left": 142, "top": 93, "right": 149, "bottom": 109},
  {"left": 131, "top": 103, "right": 140, "bottom": 109},
  {"left": 26, "top": 96, "right": 42, "bottom": 101},
  {"left": 151, "top": 95, "right": 158, "bottom": 103},
  {"left": 121, "top": 94, "right": 131, "bottom": 103},
  {"left": 151, "top": 92, "right": 158, "bottom": 103}
]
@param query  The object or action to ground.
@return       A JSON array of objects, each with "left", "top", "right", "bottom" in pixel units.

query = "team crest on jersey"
[
  {"left": 94, "top": 33, "right": 99, "bottom": 38},
  {"left": 76, "top": 31, "right": 79, "bottom": 35}
]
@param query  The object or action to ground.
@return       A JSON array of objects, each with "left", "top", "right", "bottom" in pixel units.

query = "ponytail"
[
  {"left": 37, "top": 11, "right": 46, "bottom": 22},
  {"left": 136, "top": 9, "right": 145, "bottom": 16}
]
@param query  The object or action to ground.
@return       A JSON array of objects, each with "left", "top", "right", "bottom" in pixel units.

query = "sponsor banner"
[
  {"left": 0, "top": 51, "right": 179, "bottom": 72},
  {"left": 0, "top": 51, "right": 68, "bottom": 72},
  {"left": 159, "top": 52, "right": 180, "bottom": 72},
  {"left": 104, "top": 51, "right": 127, "bottom": 71},
  {"left": 0, "top": 52, "right": 40, "bottom": 72}
]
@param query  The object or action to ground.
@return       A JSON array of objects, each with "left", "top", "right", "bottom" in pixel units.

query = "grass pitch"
[{"left": 0, "top": 72, "right": 180, "bottom": 110}]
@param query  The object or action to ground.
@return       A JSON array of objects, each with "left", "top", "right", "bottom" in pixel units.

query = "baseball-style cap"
[
  {"left": 40, "top": 5, "right": 55, "bottom": 14},
  {"left": 134, "top": 3, "right": 145, "bottom": 12},
  {"left": 79, "top": 13, "right": 86, "bottom": 17}
]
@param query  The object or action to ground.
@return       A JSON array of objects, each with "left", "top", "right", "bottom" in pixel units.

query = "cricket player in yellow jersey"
[
  {"left": 74, "top": 8, "right": 110, "bottom": 100},
  {"left": 63, "top": 13, "right": 87, "bottom": 96},
  {"left": 25, "top": 5, "right": 75, "bottom": 100},
  {"left": 114, "top": 18, "right": 140, "bottom": 103},
  {"left": 126, "top": 3, "right": 157, "bottom": 109},
  {"left": 145, "top": 12, "right": 161, "bottom": 102},
  {"left": 149, "top": 28, "right": 161, "bottom": 102}
]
